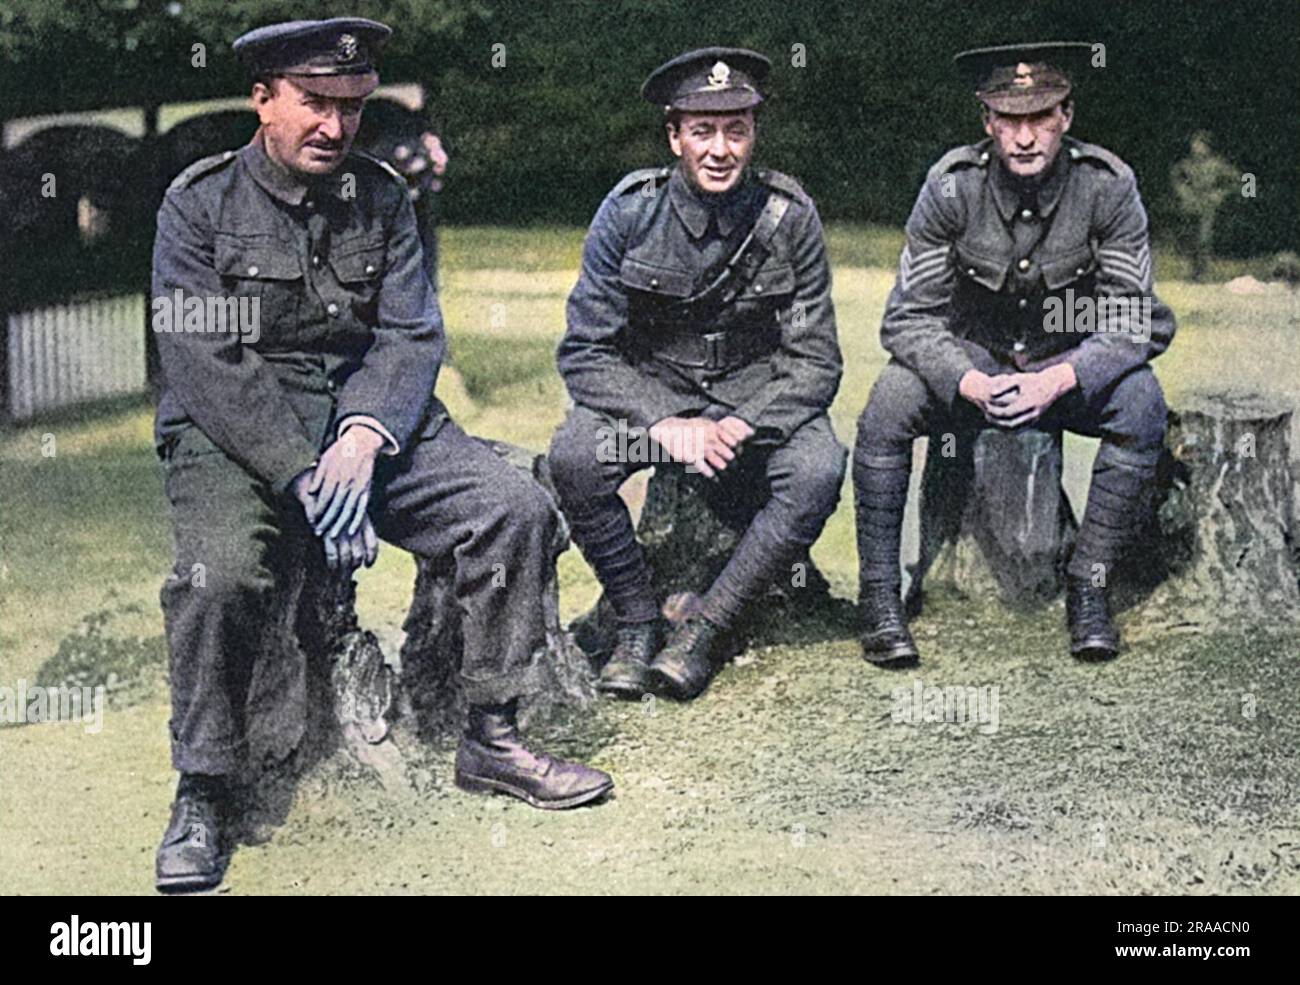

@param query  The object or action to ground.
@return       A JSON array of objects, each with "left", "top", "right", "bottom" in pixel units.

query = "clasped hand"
[
  {"left": 291, "top": 426, "right": 385, "bottom": 571},
  {"left": 958, "top": 364, "right": 1077, "bottom": 429},
  {"left": 648, "top": 415, "right": 756, "bottom": 479}
]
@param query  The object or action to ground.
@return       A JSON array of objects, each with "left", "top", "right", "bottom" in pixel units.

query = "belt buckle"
[
  {"left": 1011, "top": 340, "right": 1031, "bottom": 371},
  {"left": 703, "top": 332, "right": 726, "bottom": 371}
]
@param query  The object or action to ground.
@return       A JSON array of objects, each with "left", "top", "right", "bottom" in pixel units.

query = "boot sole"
[
  {"left": 597, "top": 674, "right": 653, "bottom": 700},
  {"left": 156, "top": 871, "right": 224, "bottom": 893},
  {"left": 455, "top": 771, "right": 614, "bottom": 810},
  {"left": 1071, "top": 638, "right": 1120, "bottom": 662},
  {"left": 647, "top": 665, "right": 710, "bottom": 701},
  {"left": 861, "top": 639, "right": 920, "bottom": 667}
]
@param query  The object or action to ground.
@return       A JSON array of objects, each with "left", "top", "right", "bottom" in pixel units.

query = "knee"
[
  {"left": 1106, "top": 370, "right": 1168, "bottom": 451},
  {"left": 774, "top": 432, "right": 847, "bottom": 537},
  {"left": 488, "top": 472, "right": 559, "bottom": 551},
  {"left": 802, "top": 440, "right": 848, "bottom": 523},
  {"left": 855, "top": 362, "right": 929, "bottom": 453},
  {"left": 547, "top": 415, "right": 611, "bottom": 505}
]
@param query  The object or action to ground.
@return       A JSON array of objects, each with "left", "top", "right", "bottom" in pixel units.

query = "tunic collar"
[
  {"left": 243, "top": 129, "right": 352, "bottom": 207},
  {"left": 987, "top": 141, "right": 1071, "bottom": 224},
  {"left": 669, "top": 165, "right": 756, "bottom": 239}
]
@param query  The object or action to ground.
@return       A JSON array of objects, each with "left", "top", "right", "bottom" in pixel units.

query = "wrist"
[
  {"left": 1049, "top": 362, "right": 1078, "bottom": 395},
  {"left": 341, "top": 424, "right": 385, "bottom": 455}
]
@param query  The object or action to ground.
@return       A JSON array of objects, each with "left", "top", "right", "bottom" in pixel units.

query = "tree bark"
[
  {"left": 1127, "top": 390, "right": 1300, "bottom": 623},
  {"left": 906, "top": 428, "right": 1078, "bottom": 614},
  {"left": 243, "top": 439, "right": 597, "bottom": 803}
]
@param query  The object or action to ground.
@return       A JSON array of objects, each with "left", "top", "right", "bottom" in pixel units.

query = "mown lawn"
[{"left": 2, "top": 226, "right": 1298, "bottom": 894}]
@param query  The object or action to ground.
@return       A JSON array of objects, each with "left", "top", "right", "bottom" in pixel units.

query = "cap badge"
[
  {"left": 706, "top": 61, "right": 731, "bottom": 89},
  {"left": 336, "top": 33, "right": 360, "bottom": 64},
  {"left": 1012, "top": 62, "right": 1034, "bottom": 88}
]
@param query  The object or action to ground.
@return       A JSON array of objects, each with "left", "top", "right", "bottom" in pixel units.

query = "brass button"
[
  {"left": 1013, "top": 341, "right": 1026, "bottom": 352},
  {"left": 312, "top": 255, "right": 321, "bottom": 268},
  {"left": 1076, "top": 266, "right": 1086, "bottom": 276},
  {"left": 966, "top": 267, "right": 976, "bottom": 277},
  {"left": 754, "top": 283, "right": 763, "bottom": 294},
  {"left": 247, "top": 265, "right": 259, "bottom": 276},
  {"left": 649, "top": 278, "right": 660, "bottom": 289},
  {"left": 326, "top": 379, "right": 336, "bottom": 393},
  {"left": 364, "top": 263, "right": 376, "bottom": 275},
  {"left": 305, "top": 200, "right": 315, "bottom": 210},
  {"left": 1018, "top": 298, "right": 1028, "bottom": 309},
  {"left": 1020, "top": 208, "right": 1034, "bottom": 221},
  {"left": 326, "top": 302, "right": 339, "bottom": 317},
  {"left": 1017, "top": 258, "right": 1031, "bottom": 272},
  {"left": 701, "top": 380, "right": 711, "bottom": 389}
]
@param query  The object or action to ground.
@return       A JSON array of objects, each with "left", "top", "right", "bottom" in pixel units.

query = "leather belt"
[{"left": 644, "top": 328, "right": 778, "bottom": 372}]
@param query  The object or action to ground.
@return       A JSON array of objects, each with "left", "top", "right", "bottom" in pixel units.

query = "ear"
[
  {"left": 666, "top": 121, "right": 683, "bottom": 159},
  {"left": 982, "top": 108, "right": 994, "bottom": 140},
  {"left": 251, "top": 81, "right": 275, "bottom": 123},
  {"left": 1059, "top": 102, "right": 1073, "bottom": 134}
]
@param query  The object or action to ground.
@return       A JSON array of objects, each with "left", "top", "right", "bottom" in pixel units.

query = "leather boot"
[
  {"left": 1066, "top": 577, "right": 1120, "bottom": 661},
  {"left": 598, "top": 620, "right": 662, "bottom": 699},
  {"left": 859, "top": 581, "right": 920, "bottom": 666},
  {"left": 155, "top": 773, "right": 226, "bottom": 893},
  {"left": 456, "top": 700, "right": 614, "bottom": 810},
  {"left": 648, "top": 616, "right": 722, "bottom": 700}
]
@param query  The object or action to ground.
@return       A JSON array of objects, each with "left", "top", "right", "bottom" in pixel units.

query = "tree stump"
[
  {"left": 905, "top": 428, "right": 1078, "bottom": 614},
  {"left": 569, "top": 461, "right": 853, "bottom": 661},
  {"left": 1128, "top": 390, "right": 1300, "bottom": 624},
  {"left": 238, "top": 439, "right": 597, "bottom": 812}
]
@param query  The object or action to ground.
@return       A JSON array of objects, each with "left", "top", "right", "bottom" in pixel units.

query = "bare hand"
[
  {"left": 305, "top": 426, "right": 385, "bottom": 539},
  {"left": 958, "top": 369, "right": 1019, "bottom": 418},
  {"left": 981, "top": 364, "right": 1077, "bottom": 428},
  {"left": 715, "top": 415, "right": 756, "bottom": 450},
  {"left": 323, "top": 514, "right": 380, "bottom": 572},
  {"left": 648, "top": 416, "right": 735, "bottom": 479}
]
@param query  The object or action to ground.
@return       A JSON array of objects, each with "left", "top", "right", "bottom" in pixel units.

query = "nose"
[
  {"left": 317, "top": 108, "right": 344, "bottom": 142},
  {"left": 707, "top": 130, "right": 729, "bottom": 158},
  {"left": 1014, "top": 120, "right": 1035, "bottom": 147}
]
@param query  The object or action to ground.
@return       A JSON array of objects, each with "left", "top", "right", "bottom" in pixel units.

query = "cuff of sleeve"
[
  {"left": 272, "top": 454, "right": 320, "bottom": 497},
  {"left": 338, "top": 415, "right": 401, "bottom": 456},
  {"left": 930, "top": 351, "right": 977, "bottom": 406},
  {"left": 733, "top": 394, "right": 778, "bottom": 436},
  {"left": 627, "top": 398, "right": 702, "bottom": 432}
]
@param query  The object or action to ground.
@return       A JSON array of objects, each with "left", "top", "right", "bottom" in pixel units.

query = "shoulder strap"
[{"left": 674, "top": 190, "right": 793, "bottom": 316}]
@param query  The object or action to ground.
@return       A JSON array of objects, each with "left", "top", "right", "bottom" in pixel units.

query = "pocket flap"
[
  {"left": 742, "top": 262, "right": 795, "bottom": 298},
  {"left": 1041, "top": 246, "right": 1097, "bottom": 290},
  {"left": 216, "top": 236, "right": 302, "bottom": 281},
  {"left": 330, "top": 244, "right": 386, "bottom": 283},
  {"left": 619, "top": 258, "right": 693, "bottom": 298},
  {"left": 953, "top": 244, "right": 1007, "bottom": 292}
]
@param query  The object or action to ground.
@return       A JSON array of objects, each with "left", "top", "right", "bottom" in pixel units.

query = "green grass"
[{"left": 2, "top": 228, "right": 1299, "bottom": 894}]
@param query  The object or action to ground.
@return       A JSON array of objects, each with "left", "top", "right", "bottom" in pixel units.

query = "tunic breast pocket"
[
  {"left": 619, "top": 256, "right": 694, "bottom": 328},
  {"left": 1040, "top": 244, "right": 1098, "bottom": 291},
  {"left": 329, "top": 236, "right": 387, "bottom": 324},
  {"left": 732, "top": 260, "right": 795, "bottom": 325},
  {"left": 215, "top": 234, "right": 303, "bottom": 345}
]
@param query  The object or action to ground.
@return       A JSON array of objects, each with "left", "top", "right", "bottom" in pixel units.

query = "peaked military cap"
[
  {"left": 641, "top": 47, "right": 770, "bottom": 113},
  {"left": 233, "top": 18, "right": 392, "bottom": 98},
  {"left": 954, "top": 42, "right": 1092, "bottom": 114}
]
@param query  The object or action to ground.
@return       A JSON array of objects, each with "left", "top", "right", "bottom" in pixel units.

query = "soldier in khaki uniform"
[
  {"left": 854, "top": 43, "right": 1176, "bottom": 666},
  {"left": 151, "top": 19, "right": 611, "bottom": 893},
  {"left": 549, "top": 48, "right": 846, "bottom": 701}
]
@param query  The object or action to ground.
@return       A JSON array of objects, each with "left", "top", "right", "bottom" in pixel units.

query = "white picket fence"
[{"left": 5, "top": 294, "right": 147, "bottom": 421}]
